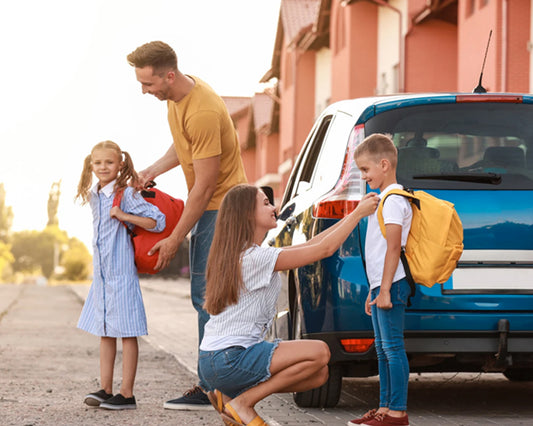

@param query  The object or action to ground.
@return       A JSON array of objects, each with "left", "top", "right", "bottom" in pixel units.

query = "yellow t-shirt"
[{"left": 167, "top": 76, "right": 247, "bottom": 210}]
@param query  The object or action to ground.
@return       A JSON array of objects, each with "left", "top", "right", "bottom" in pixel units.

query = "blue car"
[{"left": 265, "top": 93, "right": 533, "bottom": 408}]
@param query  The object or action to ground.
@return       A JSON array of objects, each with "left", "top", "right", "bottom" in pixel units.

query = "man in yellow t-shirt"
[{"left": 127, "top": 41, "right": 247, "bottom": 411}]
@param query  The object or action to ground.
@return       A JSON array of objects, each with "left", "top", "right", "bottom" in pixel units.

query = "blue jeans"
[
  {"left": 189, "top": 210, "right": 218, "bottom": 385},
  {"left": 370, "top": 278, "right": 410, "bottom": 411}
]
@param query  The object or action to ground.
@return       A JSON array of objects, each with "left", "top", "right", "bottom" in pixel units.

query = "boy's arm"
[
  {"left": 370, "top": 223, "right": 402, "bottom": 310},
  {"left": 110, "top": 206, "right": 157, "bottom": 230}
]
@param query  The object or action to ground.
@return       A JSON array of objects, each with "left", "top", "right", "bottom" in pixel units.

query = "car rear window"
[{"left": 364, "top": 102, "right": 533, "bottom": 189}]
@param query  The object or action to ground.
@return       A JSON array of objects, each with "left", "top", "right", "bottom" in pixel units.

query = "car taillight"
[
  {"left": 340, "top": 338, "right": 374, "bottom": 353},
  {"left": 313, "top": 124, "right": 366, "bottom": 219}
]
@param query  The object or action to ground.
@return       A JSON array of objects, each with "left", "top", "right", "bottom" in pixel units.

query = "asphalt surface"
[{"left": 1, "top": 281, "right": 532, "bottom": 425}]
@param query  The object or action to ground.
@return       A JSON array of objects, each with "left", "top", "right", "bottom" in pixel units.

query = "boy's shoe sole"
[
  {"left": 163, "top": 385, "right": 212, "bottom": 411},
  {"left": 163, "top": 399, "right": 213, "bottom": 411}
]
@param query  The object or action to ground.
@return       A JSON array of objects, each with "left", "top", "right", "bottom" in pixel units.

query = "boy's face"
[{"left": 355, "top": 153, "right": 387, "bottom": 191}]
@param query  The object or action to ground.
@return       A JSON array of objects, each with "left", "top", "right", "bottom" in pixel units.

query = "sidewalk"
[
  {"left": 0, "top": 283, "right": 222, "bottom": 426},
  {"left": 69, "top": 278, "right": 318, "bottom": 426}
]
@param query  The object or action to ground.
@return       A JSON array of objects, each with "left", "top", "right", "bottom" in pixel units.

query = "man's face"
[{"left": 134, "top": 66, "right": 172, "bottom": 100}]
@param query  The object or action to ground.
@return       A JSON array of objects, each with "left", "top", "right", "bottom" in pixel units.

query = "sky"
[{"left": 0, "top": 0, "right": 281, "bottom": 252}]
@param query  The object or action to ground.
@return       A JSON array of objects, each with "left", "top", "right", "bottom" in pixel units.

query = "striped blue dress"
[{"left": 77, "top": 181, "right": 166, "bottom": 338}]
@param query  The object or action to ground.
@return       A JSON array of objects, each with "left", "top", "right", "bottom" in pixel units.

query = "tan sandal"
[
  {"left": 222, "top": 402, "right": 267, "bottom": 426},
  {"left": 207, "top": 389, "right": 223, "bottom": 414}
]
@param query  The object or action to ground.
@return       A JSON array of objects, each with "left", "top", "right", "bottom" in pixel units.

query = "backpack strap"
[
  {"left": 376, "top": 188, "right": 419, "bottom": 238},
  {"left": 376, "top": 188, "right": 419, "bottom": 307}
]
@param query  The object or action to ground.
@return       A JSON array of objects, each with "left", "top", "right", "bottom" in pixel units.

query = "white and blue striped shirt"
[
  {"left": 77, "top": 180, "right": 166, "bottom": 337},
  {"left": 200, "top": 245, "right": 282, "bottom": 350}
]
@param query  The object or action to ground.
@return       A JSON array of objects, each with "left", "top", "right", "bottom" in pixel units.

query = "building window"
[{"left": 467, "top": 0, "right": 476, "bottom": 16}]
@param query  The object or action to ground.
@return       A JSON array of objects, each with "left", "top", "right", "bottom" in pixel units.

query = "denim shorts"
[{"left": 198, "top": 339, "right": 281, "bottom": 399}]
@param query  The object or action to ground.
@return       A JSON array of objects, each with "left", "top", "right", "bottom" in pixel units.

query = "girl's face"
[
  {"left": 91, "top": 148, "right": 123, "bottom": 187},
  {"left": 255, "top": 189, "right": 277, "bottom": 231}
]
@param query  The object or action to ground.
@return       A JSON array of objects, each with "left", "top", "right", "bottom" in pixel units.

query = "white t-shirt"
[
  {"left": 365, "top": 183, "right": 413, "bottom": 290},
  {"left": 200, "top": 245, "right": 282, "bottom": 351}
]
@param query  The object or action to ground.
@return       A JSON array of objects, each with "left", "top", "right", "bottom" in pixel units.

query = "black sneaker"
[
  {"left": 163, "top": 385, "right": 211, "bottom": 410},
  {"left": 99, "top": 393, "right": 137, "bottom": 410},
  {"left": 84, "top": 389, "right": 113, "bottom": 407}
]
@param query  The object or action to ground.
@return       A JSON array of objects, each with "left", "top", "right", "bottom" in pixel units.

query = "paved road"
[{"left": 2, "top": 281, "right": 533, "bottom": 425}]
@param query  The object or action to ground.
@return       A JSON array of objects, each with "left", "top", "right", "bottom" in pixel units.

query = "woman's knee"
[{"left": 317, "top": 364, "right": 329, "bottom": 386}]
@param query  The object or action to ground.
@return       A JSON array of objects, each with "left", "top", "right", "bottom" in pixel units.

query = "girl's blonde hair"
[
  {"left": 75, "top": 140, "right": 139, "bottom": 204},
  {"left": 204, "top": 184, "right": 258, "bottom": 315}
]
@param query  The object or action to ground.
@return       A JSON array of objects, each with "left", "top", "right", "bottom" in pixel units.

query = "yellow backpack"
[{"left": 377, "top": 188, "right": 464, "bottom": 303}]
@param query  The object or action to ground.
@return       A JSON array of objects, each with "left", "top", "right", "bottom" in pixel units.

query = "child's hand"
[
  {"left": 365, "top": 293, "right": 372, "bottom": 316},
  {"left": 355, "top": 192, "right": 379, "bottom": 217},
  {"left": 110, "top": 206, "right": 123, "bottom": 221},
  {"left": 369, "top": 289, "right": 393, "bottom": 310}
]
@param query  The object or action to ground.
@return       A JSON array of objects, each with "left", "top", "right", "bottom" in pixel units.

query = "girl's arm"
[
  {"left": 110, "top": 206, "right": 157, "bottom": 230},
  {"left": 274, "top": 193, "right": 378, "bottom": 271},
  {"left": 369, "top": 223, "right": 402, "bottom": 310}
]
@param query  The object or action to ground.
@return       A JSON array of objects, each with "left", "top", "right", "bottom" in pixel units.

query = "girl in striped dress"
[
  {"left": 75, "top": 140, "right": 165, "bottom": 410},
  {"left": 199, "top": 184, "right": 378, "bottom": 425}
]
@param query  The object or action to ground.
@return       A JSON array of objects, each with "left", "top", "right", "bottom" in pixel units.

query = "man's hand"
[
  {"left": 369, "top": 289, "right": 393, "bottom": 310},
  {"left": 136, "top": 169, "right": 155, "bottom": 190},
  {"left": 149, "top": 236, "right": 182, "bottom": 270}
]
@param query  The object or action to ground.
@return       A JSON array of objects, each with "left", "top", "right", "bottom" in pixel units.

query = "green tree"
[
  {"left": 0, "top": 183, "right": 14, "bottom": 280},
  {"left": 0, "top": 183, "right": 13, "bottom": 243},
  {"left": 61, "top": 237, "right": 91, "bottom": 281},
  {"left": 11, "top": 226, "right": 68, "bottom": 279},
  {"left": 0, "top": 241, "right": 14, "bottom": 280}
]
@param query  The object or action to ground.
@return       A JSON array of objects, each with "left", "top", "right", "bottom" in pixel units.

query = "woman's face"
[{"left": 255, "top": 189, "right": 277, "bottom": 231}]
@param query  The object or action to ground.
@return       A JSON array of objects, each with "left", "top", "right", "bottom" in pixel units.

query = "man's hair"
[
  {"left": 354, "top": 133, "right": 398, "bottom": 168},
  {"left": 126, "top": 41, "right": 178, "bottom": 75}
]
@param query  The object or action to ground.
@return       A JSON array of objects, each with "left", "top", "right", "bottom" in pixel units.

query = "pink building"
[{"left": 229, "top": 0, "right": 532, "bottom": 203}]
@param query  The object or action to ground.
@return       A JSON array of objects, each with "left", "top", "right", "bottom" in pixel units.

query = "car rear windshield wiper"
[{"left": 413, "top": 172, "right": 502, "bottom": 184}]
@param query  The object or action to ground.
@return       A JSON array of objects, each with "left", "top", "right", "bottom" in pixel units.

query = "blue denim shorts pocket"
[{"left": 198, "top": 340, "right": 280, "bottom": 399}]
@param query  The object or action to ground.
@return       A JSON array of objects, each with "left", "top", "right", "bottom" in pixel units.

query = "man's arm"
[
  {"left": 138, "top": 144, "right": 180, "bottom": 188},
  {"left": 149, "top": 155, "right": 220, "bottom": 270}
]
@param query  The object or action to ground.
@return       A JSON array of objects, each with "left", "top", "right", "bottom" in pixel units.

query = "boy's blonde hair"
[{"left": 354, "top": 133, "right": 398, "bottom": 168}]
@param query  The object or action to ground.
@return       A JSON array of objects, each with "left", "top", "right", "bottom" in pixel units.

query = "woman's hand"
[{"left": 354, "top": 192, "right": 379, "bottom": 218}]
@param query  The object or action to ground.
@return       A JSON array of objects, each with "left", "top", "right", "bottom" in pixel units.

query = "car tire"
[
  {"left": 293, "top": 364, "right": 342, "bottom": 408},
  {"left": 503, "top": 368, "right": 533, "bottom": 382}
]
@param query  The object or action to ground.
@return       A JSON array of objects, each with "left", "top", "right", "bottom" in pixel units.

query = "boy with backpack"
[{"left": 349, "top": 133, "right": 412, "bottom": 426}]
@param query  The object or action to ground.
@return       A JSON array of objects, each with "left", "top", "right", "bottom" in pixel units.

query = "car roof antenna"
[{"left": 473, "top": 30, "right": 492, "bottom": 93}]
